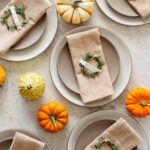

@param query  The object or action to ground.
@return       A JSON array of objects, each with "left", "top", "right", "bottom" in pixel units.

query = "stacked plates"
[
  {"left": 0, "top": 129, "right": 51, "bottom": 150},
  {"left": 96, "top": 0, "right": 150, "bottom": 26},
  {"left": 67, "top": 110, "right": 149, "bottom": 150},
  {"left": 0, "top": 0, "right": 58, "bottom": 61},
  {"left": 50, "top": 25, "right": 132, "bottom": 107}
]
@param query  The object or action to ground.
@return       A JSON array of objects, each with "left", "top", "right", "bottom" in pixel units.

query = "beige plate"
[
  {"left": 106, "top": 0, "right": 138, "bottom": 17},
  {"left": 58, "top": 37, "right": 120, "bottom": 94},
  {"left": 0, "top": 0, "right": 47, "bottom": 51},
  {"left": 0, "top": 129, "right": 52, "bottom": 150},
  {"left": 68, "top": 110, "right": 149, "bottom": 150},
  {"left": 50, "top": 25, "right": 132, "bottom": 107}
]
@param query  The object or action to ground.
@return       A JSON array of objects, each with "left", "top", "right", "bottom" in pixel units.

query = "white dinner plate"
[
  {"left": 106, "top": 0, "right": 138, "bottom": 17},
  {"left": 67, "top": 110, "right": 149, "bottom": 150},
  {"left": 50, "top": 25, "right": 132, "bottom": 107},
  {"left": 0, "top": 1, "right": 58, "bottom": 61},
  {"left": 0, "top": 0, "right": 47, "bottom": 51},
  {"left": 0, "top": 129, "right": 52, "bottom": 150},
  {"left": 96, "top": 0, "right": 150, "bottom": 26},
  {"left": 58, "top": 36, "right": 120, "bottom": 94}
]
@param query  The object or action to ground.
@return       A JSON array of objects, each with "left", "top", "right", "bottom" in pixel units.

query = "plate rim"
[
  {"left": 96, "top": 0, "right": 150, "bottom": 26},
  {"left": 50, "top": 25, "right": 132, "bottom": 107},
  {"left": 0, "top": 1, "right": 58, "bottom": 62},
  {"left": 0, "top": 128, "right": 52, "bottom": 150},
  {"left": 67, "top": 110, "right": 149, "bottom": 150}
]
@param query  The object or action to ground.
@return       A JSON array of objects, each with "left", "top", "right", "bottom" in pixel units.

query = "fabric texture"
[
  {"left": 127, "top": 0, "right": 150, "bottom": 18},
  {"left": 0, "top": 0, "right": 52, "bottom": 55},
  {"left": 67, "top": 28, "right": 114, "bottom": 104},
  {"left": 85, "top": 118, "right": 143, "bottom": 150},
  {"left": 9, "top": 132, "right": 45, "bottom": 150}
]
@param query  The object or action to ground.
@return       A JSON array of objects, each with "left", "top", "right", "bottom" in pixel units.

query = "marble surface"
[{"left": 0, "top": 2, "right": 150, "bottom": 150}]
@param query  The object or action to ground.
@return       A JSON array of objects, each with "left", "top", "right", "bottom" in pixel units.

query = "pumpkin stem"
[
  {"left": 140, "top": 101, "right": 150, "bottom": 107},
  {"left": 51, "top": 116, "right": 57, "bottom": 127},
  {"left": 73, "top": 0, "right": 82, "bottom": 8}
]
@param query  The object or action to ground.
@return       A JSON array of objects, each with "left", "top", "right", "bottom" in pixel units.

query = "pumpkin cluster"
[
  {"left": 37, "top": 102, "right": 69, "bottom": 133},
  {"left": 126, "top": 88, "right": 150, "bottom": 117}
]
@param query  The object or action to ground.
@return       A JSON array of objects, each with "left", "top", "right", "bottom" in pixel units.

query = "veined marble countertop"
[{"left": 0, "top": 2, "right": 150, "bottom": 150}]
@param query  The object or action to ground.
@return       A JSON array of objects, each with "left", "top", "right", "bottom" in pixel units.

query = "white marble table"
[{"left": 0, "top": 2, "right": 150, "bottom": 150}]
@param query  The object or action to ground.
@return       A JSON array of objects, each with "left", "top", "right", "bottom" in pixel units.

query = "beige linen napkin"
[
  {"left": 9, "top": 132, "right": 45, "bottom": 150},
  {"left": 85, "top": 118, "right": 143, "bottom": 150},
  {"left": 0, "top": 0, "right": 52, "bottom": 55},
  {"left": 67, "top": 28, "right": 114, "bottom": 104},
  {"left": 127, "top": 0, "right": 150, "bottom": 18}
]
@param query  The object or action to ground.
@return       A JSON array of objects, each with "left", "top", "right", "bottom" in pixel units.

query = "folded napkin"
[
  {"left": 85, "top": 118, "right": 143, "bottom": 150},
  {"left": 127, "top": 0, "right": 150, "bottom": 18},
  {"left": 9, "top": 132, "right": 45, "bottom": 150},
  {"left": 67, "top": 28, "right": 114, "bottom": 104},
  {"left": 0, "top": 0, "right": 52, "bottom": 55}
]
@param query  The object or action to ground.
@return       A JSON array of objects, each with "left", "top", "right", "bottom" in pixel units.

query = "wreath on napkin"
[
  {"left": 0, "top": 6, "right": 28, "bottom": 31},
  {"left": 79, "top": 53, "right": 103, "bottom": 78},
  {"left": 94, "top": 138, "right": 118, "bottom": 150}
]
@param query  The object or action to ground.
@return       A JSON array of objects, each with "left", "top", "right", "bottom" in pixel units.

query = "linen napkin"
[
  {"left": 0, "top": 0, "right": 52, "bottom": 55},
  {"left": 67, "top": 28, "right": 114, "bottom": 104},
  {"left": 127, "top": 0, "right": 150, "bottom": 18},
  {"left": 85, "top": 118, "right": 143, "bottom": 150},
  {"left": 9, "top": 132, "right": 45, "bottom": 150}
]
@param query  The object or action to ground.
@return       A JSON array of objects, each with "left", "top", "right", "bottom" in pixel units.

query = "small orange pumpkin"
[
  {"left": 37, "top": 102, "right": 69, "bottom": 133},
  {"left": 126, "top": 88, "right": 150, "bottom": 117},
  {"left": 0, "top": 65, "right": 6, "bottom": 86}
]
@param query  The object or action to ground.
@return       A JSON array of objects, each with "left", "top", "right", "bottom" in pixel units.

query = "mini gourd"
[
  {"left": 18, "top": 73, "right": 45, "bottom": 100},
  {"left": 37, "top": 102, "right": 69, "bottom": 133},
  {"left": 126, "top": 88, "right": 150, "bottom": 117},
  {"left": 0, "top": 66, "right": 6, "bottom": 86},
  {"left": 56, "top": 0, "right": 94, "bottom": 24}
]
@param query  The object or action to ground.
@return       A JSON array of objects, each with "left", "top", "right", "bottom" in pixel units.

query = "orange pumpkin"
[
  {"left": 37, "top": 102, "right": 69, "bottom": 133},
  {"left": 0, "top": 65, "right": 6, "bottom": 85},
  {"left": 126, "top": 88, "right": 150, "bottom": 117}
]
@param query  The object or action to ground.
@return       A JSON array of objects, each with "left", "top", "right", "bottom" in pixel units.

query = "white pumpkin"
[{"left": 56, "top": 0, "right": 94, "bottom": 24}]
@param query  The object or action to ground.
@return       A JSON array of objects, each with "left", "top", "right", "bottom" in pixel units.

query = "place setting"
[
  {"left": 0, "top": 129, "right": 52, "bottom": 150},
  {"left": 96, "top": 0, "right": 150, "bottom": 26},
  {"left": 50, "top": 25, "right": 132, "bottom": 107},
  {"left": 0, "top": 0, "right": 58, "bottom": 61}
]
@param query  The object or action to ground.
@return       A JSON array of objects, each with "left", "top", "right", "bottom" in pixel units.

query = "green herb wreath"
[
  {"left": 79, "top": 53, "right": 103, "bottom": 78},
  {"left": 0, "top": 6, "right": 28, "bottom": 31},
  {"left": 94, "top": 138, "right": 118, "bottom": 150}
]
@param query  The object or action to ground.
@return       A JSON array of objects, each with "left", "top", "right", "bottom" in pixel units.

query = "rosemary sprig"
[
  {"left": 0, "top": 6, "right": 28, "bottom": 31},
  {"left": 94, "top": 138, "right": 118, "bottom": 150},
  {"left": 80, "top": 53, "right": 103, "bottom": 78}
]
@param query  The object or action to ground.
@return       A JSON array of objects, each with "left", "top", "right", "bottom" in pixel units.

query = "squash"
[
  {"left": 18, "top": 73, "right": 45, "bottom": 100},
  {"left": 126, "top": 88, "right": 150, "bottom": 117},
  {"left": 56, "top": 0, "right": 94, "bottom": 25},
  {"left": 0, "top": 65, "right": 6, "bottom": 86},
  {"left": 37, "top": 102, "right": 69, "bottom": 133}
]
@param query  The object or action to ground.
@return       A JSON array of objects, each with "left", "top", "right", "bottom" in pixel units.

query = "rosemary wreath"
[
  {"left": 94, "top": 138, "right": 118, "bottom": 150},
  {"left": 0, "top": 6, "right": 28, "bottom": 31},
  {"left": 79, "top": 53, "right": 103, "bottom": 78}
]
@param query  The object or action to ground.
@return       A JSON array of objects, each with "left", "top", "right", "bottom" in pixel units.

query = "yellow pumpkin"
[
  {"left": 0, "top": 66, "right": 6, "bottom": 85},
  {"left": 37, "top": 102, "right": 69, "bottom": 133},
  {"left": 56, "top": 0, "right": 94, "bottom": 24},
  {"left": 18, "top": 73, "right": 45, "bottom": 100},
  {"left": 126, "top": 88, "right": 150, "bottom": 117}
]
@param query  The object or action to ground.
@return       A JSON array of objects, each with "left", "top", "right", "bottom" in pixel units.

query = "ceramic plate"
[
  {"left": 106, "top": 0, "right": 138, "bottom": 17},
  {"left": 68, "top": 110, "right": 149, "bottom": 150},
  {"left": 0, "top": 1, "right": 57, "bottom": 61},
  {"left": 58, "top": 37, "right": 120, "bottom": 94},
  {"left": 96, "top": 0, "right": 150, "bottom": 26},
  {"left": 0, "top": 129, "right": 51, "bottom": 150},
  {"left": 0, "top": 0, "right": 47, "bottom": 51},
  {"left": 50, "top": 25, "right": 132, "bottom": 107}
]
